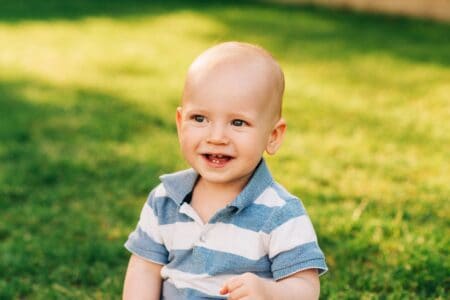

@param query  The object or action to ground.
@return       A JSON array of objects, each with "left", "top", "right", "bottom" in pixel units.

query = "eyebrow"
[
  {"left": 183, "top": 108, "right": 209, "bottom": 116},
  {"left": 183, "top": 108, "right": 257, "bottom": 121},
  {"left": 228, "top": 112, "right": 256, "bottom": 121}
]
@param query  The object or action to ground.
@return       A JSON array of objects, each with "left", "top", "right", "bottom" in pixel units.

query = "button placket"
[
  {"left": 198, "top": 207, "right": 235, "bottom": 244},
  {"left": 199, "top": 233, "right": 206, "bottom": 242},
  {"left": 199, "top": 224, "right": 211, "bottom": 243}
]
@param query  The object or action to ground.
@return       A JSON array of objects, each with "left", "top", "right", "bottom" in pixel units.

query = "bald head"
[{"left": 182, "top": 42, "right": 285, "bottom": 120}]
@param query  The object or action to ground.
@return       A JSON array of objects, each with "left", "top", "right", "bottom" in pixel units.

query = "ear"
[
  {"left": 266, "top": 118, "right": 287, "bottom": 155},
  {"left": 176, "top": 106, "right": 183, "bottom": 133}
]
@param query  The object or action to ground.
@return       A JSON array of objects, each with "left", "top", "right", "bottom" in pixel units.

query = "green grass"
[{"left": 1, "top": 0, "right": 449, "bottom": 298}]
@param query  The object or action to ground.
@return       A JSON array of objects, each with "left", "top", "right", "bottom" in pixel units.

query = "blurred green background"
[{"left": 0, "top": 0, "right": 449, "bottom": 299}]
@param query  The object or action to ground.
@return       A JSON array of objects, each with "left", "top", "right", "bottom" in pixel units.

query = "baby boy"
[{"left": 123, "top": 42, "right": 327, "bottom": 299}]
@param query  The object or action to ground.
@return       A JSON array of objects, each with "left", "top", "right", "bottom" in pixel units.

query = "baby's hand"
[{"left": 219, "top": 272, "right": 273, "bottom": 300}]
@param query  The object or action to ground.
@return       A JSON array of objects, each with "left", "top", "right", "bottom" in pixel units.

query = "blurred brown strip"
[{"left": 263, "top": 0, "right": 450, "bottom": 22}]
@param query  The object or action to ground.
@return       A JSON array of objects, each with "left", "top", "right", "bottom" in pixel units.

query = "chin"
[{"left": 199, "top": 172, "right": 232, "bottom": 183}]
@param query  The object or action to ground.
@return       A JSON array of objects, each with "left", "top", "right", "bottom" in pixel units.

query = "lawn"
[{"left": 0, "top": 0, "right": 449, "bottom": 299}]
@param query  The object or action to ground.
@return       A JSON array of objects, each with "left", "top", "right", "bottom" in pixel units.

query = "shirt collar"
[{"left": 160, "top": 158, "right": 274, "bottom": 210}]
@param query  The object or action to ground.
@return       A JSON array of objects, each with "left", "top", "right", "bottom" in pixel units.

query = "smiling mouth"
[{"left": 202, "top": 153, "right": 233, "bottom": 166}]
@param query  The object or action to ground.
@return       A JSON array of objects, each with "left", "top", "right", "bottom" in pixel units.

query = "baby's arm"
[
  {"left": 123, "top": 254, "right": 163, "bottom": 300},
  {"left": 220, "top": 269, "right": 320, "bottom": 300}
]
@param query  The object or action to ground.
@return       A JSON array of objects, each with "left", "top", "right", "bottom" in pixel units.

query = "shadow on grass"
[
  {"left": 0, "top": 78, "right": 178, "bottom": 296},
  {"left": 1, "top": 0, "right": 449, "bottom": 67},
  {"left": 0, "top": 0, "right": 185, "bottom": 22},
  {"left": 0, "top": 78, "right": 175, "bottom": 203}
]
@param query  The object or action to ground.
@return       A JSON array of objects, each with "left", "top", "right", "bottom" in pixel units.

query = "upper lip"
[{"left": 201, "top": 153, "right": 234, "bottom": 158}]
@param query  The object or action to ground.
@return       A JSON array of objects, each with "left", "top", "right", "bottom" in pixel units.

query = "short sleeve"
[
  {"left": 266, "top": 199, "right": 327, "bottom": 280},
  {"left": 124, "top": 189, "right": 169, "bottom": 265}
]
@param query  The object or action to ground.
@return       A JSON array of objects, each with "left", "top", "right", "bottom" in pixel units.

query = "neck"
[{"left": 194, "top": 176, "right": 250, "bottom": 205}]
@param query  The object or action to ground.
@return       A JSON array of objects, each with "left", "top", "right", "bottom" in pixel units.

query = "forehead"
[{"left": 183, "top": 62, "right": 273, "bottom": 114}]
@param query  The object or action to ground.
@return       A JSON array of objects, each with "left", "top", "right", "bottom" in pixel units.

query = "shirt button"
[{"left": 199, "top": 234, "right": 206, "bottom": 242}]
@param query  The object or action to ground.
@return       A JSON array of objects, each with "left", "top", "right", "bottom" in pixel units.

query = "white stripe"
[
  {"left": 138, "top": 203, "right": 163, "bottom": 244},
  {"left": 254, "top": 187, "right": 286, "bottom": 207},
  {"left": 157, "top": 221, "right": 269, "bottom": 260},
  {"left": 161, "top": 268, "right": 247, "bottom": 297},
  {"left": 153, "top": 184, "right": 167, "bottom": 198},
  {"left": 269, "top": 215, "right": 317, "bottom": 258},
  {"left": 159, "top": 221, "right": 203, "bottom": 251},
  {"left": 199, "top": 223, "right": 269, "bottom": 260}
]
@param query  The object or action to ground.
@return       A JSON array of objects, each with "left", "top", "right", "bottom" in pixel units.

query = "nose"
[{"left": 206, "top": 123, "right": 229, "bottom": 145}]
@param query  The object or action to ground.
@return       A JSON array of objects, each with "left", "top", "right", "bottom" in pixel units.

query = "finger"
[
  {"left": 221, "top": 277, "right": 244, "bottom": 294},
  {"left": 228, "top": 286, "right": 248, "bottom": 300}
]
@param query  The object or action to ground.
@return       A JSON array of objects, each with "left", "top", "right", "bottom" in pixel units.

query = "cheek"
[
  {"left": 234, "top": 132, "right": 268, "bottom": 152},
  {"left": 179, "top": 127, "right": 202, "bottom": 146}
]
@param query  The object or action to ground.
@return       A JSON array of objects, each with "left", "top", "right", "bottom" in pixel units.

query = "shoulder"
[
  {"left": 144, "top": 183, "right": 180, "bottom": 219},
  {"left": 256, "top": 181, "right": 306, "bottom": 213},
  {"left": 142, "top": 182, "right": 193, "bottom": 226},
  {"left": 259, "top": 182, "right": 308, "bottom": 233},
  {"left": 146, "top": 183, "right": 169, "bottom": 207}
]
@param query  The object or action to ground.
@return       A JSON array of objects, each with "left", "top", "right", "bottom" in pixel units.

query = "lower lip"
[{"left": 202, "top": 155, "right": 232, "bottom": 168}]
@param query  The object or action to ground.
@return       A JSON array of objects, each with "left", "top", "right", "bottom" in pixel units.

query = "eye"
[
  {"left": 192, "top": 115, "right": 205, "bottom": 123},
  {"left": 231, "top": 119, "right": 247, "bottom": 127}
]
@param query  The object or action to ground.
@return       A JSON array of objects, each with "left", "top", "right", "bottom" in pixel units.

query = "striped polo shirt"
[{"left": 125, "top": 159, "right": 327, "bottom": 299}]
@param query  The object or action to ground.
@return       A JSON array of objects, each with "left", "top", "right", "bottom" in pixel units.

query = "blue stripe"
[
  {"left": 262, "top": 198, "right": 307, "bottom": 233},
  {"left": 212, "top": 189, "right": 308, "bottom": 234},
  {"left": 162, "top": 280, "right": 225, "bottom": 299},
  {"left": 152, "top": 196, "right": 193, "bottom": 225},
  {"left": 166, "top": 248, "right": 272, "bottom": 278},
  {"left": 124, "top": 226, "right": 168, "bottom": 264},
  {"left": 271, "top": 182, "right": 297, "bottom": 201},
  {"left": 209, "top": 203, "right": 274, "bottom": 232},
  {"left": 271, "top": 242, "right": 328, "bottom": 280},
  {"left": 145, "top": 188, "right": 160, "bottom": 210},
  {"left": 152, "top": 195, "right": 305, "bottom": 231}
]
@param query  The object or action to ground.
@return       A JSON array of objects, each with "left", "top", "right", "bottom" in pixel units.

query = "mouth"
[{"left": 202, "top": 153, "right": 233, "bottom": 167}]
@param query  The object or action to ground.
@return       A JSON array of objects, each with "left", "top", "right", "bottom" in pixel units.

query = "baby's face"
[{"left": 176, "top": 57, "right": 285, "bottom": 188}]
